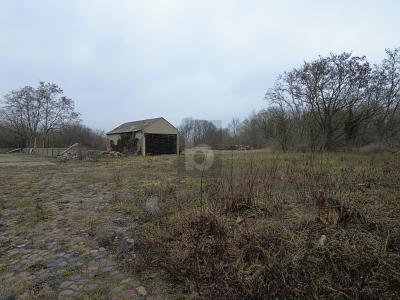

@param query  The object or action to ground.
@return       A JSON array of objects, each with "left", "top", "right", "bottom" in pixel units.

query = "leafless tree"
[
  {"left": 37, "top": 82, "right": 80, "bottom": 146},
  {"left": 2, "top": 86, "right": 40, "bottom": 147},
  {"left": 228, "top": 118, "right": 241, "bottom": 144},
  {"left": 371, "top": 48, "right": 400, "bottom": 143},
  {"left": 267, "top": 53, "right": 372, "bottom": 150},
  {"left": 179, "top": 118, "right": 223, "bottom": 148},
  {"left": 1, "top": 82, "right": 80, "bottom": 147}
]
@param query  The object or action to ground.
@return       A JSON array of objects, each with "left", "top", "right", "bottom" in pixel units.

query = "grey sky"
[{"left": 1, "top": 1, "right": 399, "bottom": 131}]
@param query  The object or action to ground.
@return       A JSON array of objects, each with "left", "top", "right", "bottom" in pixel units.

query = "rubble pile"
[
  {"left": 57, "top": 143, "right": 80, "bottom": 161},
  {"left": 56, "top": 143, "right": 125, "bottom": 161},
  {"left": 102, "top": 151, "right": 125, "bottom": 158}
]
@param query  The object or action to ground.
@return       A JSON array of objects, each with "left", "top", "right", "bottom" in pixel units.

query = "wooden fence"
[{"left": 22, "top": 147, "right": 68, "bottom": 157}]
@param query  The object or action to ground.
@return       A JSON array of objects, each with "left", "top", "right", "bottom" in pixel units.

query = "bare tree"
[
  {"left": 228, "top": 118, "right": 241, "bottom": 144},
  {"left": 266, "top": 108, "right": 292, "bottom": 151},
  {"left": 240, "top": 113, "right": 267, "bottom": 149},
  {"left": 267, "top": 53, "right": 372, "bottom": 150},
  {"left": 1, "top": 82, "right": 80, "bottom": 147},
  {"left": 179, "top": 118, "right": 222, "bottom": 148},
  {"left": 2, "top": 86, "right": 39, "bottom": 147},
  {"left": 371, "top": 48, "right": 400, "bottom": 142},
  {"left": 36, "top": 82, "right": 80, "bottom": 146}
]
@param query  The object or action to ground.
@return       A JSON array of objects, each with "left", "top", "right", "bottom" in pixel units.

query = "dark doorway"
[{"left": 145, "top": 134, "right": 177, "bottom": 155}]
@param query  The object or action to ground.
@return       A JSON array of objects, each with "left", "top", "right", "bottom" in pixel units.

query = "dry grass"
[
  {"left": 129, "top": 151, "right": 400, "bottom": 299},
  {"left": 1, "top": 152, "right": 399, "bottom": 299}
]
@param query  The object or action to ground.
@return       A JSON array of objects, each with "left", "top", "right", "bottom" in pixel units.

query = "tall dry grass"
[{"left": 114, "top": 153, "right": 400, "bottom": 298}]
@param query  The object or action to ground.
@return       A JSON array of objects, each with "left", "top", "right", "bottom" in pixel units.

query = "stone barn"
[{"left": 106, "top": 117, "right": 179, "bottom": 156}]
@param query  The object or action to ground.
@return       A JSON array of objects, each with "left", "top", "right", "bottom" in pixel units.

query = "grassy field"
[{"left": 0, "top": 151, "right": 399, "bottom": 299}]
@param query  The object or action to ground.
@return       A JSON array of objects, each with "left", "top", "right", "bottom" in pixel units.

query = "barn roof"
[{"left": 107, "top": 117, "right": 164, "bottom": 135}]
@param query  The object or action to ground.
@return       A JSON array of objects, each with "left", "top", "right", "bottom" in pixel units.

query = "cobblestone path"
[{"left": 0, "top": 159, "right": 161, "bottom": 299}]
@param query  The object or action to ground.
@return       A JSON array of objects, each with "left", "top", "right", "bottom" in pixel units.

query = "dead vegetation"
[
  {"left": 126, "top": 152, "right": 400, "bottom": 299},
  {"left": 4, "top": 151, "right": 397, "bottom": 298}
]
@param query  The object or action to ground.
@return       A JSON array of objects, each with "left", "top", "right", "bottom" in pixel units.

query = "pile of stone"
[
  {"left": 102, "top": 151, "right": 125, "bottom": 158},
  {"left": 56, "top": 143, "right": 125, "bottom": 161},
  {"left": 57, "top": 152, "right": 78, "bottom": 161},
  {"left": 57, "top": 143, "right": 80, "bottom": 161}
]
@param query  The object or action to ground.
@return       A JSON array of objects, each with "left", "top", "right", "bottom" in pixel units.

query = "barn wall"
[
  {"left": 144, "top": 119, "right": 178, "bottom": 134},
  {"left": 143, "top": 119, "right": 179, "bottom": 154},
  {"left": 106, "top": 134, "right": 121, "bottom": 151},
  {"left": 107, "top": 134, "right": 121, "bottom": 144},
  {"left": 106, "top": 118, "right": 179, "bottom": 155}
]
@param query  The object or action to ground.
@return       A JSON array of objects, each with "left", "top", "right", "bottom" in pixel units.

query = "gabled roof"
[{"left": 107, "top": 117, "right": 164, "bottom": 135}]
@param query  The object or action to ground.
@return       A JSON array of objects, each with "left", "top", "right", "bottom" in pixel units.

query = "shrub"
[{"left": 130, "top": 153, "right": 400, "bottom": 299}]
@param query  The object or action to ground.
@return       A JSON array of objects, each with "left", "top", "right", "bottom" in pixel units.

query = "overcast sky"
[{"left": 1, "top": 1, "right": 399, "bottom": 131}]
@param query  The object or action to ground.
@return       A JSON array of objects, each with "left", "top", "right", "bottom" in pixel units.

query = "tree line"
[
  {"left": 0, "top": 82, "right": 106, "bottom": 150},
  {"left": 2, "top": 48, "right": 399, "bottom": 152},
  {"left": 180, "top": 48, "right": 400, "bottom": 151}
]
